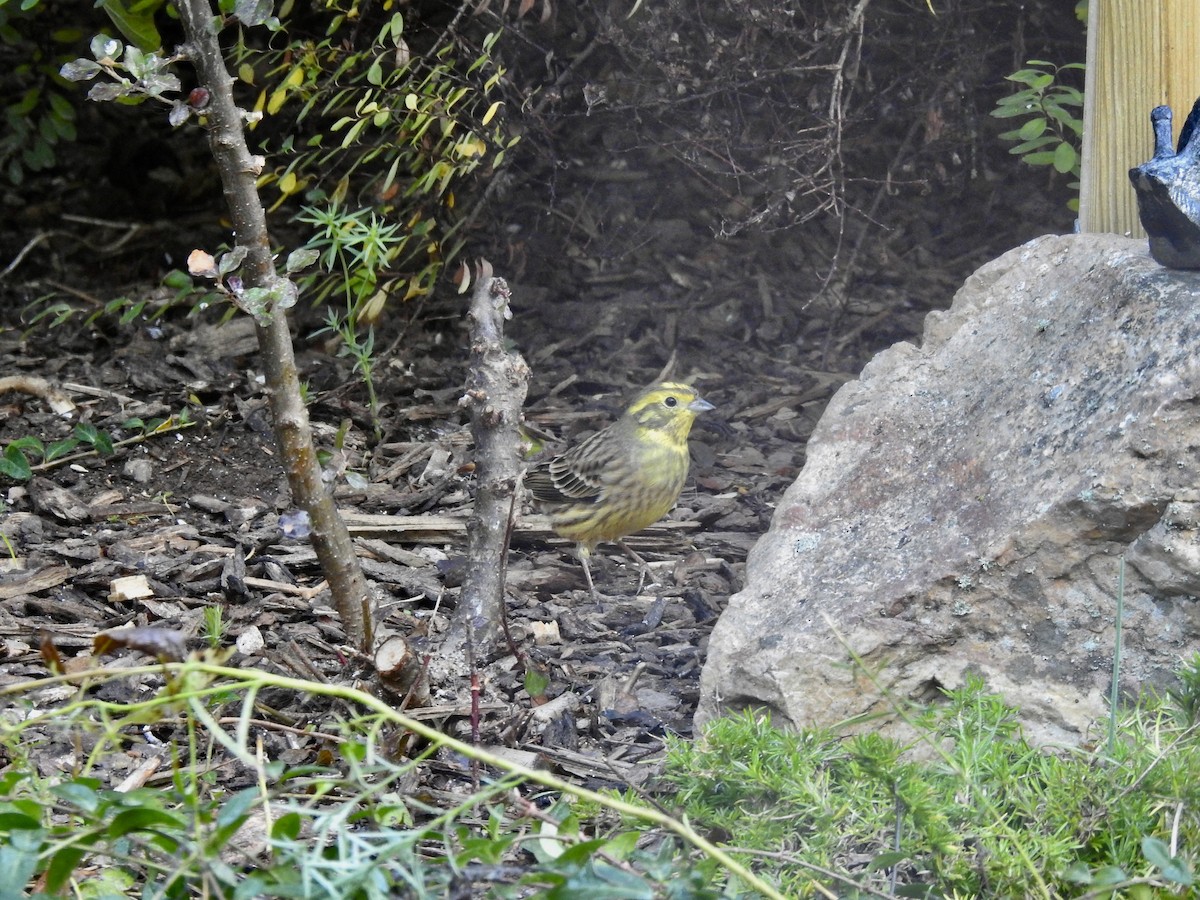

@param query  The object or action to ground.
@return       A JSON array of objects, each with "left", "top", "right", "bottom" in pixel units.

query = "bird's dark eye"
[{"left": 664, "top": 396, "right": 678, "bottom": 408}]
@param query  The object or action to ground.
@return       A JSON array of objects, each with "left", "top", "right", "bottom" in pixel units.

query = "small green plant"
[
  {"left": 665, "top": 673, "right": 1200, "bottom": 897},
  {"left": 1169, "top": 651, "right": 1200, "bottom": 728},
  {"left": 202, "top": 606, "right": 226, "bottom": 649},
  {"left": 314, "top": 309, "right": 383, "bottom": 438},
  {"left": 9, "top": 655, "right": 1200, "bottom": 897},
  {"left": 1, "top": 660, "right": 781, "bottom": 898},
  {"left": 993, "top": 59, "right": 1084, "bottom": 211},
  {"left": 0, "top": 422, "right": 113, "bottom": 480},
  {"left": 299, "top": 202, "right": 405, "bottom": 438},
  {"left": 24, "top": 268, "right": 220, "bottom": 330},
  {"left": 296, "top": 202, "right": 410, "bottom": 311},
  {"left": 0, "top": 411, "right": 193, "bottom": 481}
]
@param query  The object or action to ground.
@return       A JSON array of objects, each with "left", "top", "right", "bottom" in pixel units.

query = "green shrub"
[{"left": 0, "top": 2, "right": 84, "bottom": 184}]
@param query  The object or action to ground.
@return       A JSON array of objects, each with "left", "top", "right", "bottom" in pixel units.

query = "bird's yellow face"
[{"left": 624, "top": 382, "right": 715, "bottom": 447}]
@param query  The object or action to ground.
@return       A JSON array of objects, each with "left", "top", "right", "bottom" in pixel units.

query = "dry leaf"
[{"left": 94, "top": 626, "right": 188, "bottom": 662}]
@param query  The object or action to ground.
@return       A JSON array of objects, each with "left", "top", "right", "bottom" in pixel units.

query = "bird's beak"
[{"left": 689, "top": 398, "right": 715, "bottom": 413}]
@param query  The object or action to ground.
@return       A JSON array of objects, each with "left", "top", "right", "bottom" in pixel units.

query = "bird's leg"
[
  {"left": 576, "top": 543, "right": 600, "bottom": 601},
  {"left": 616, "top": 540, "right": 657, "bottom": 593}
]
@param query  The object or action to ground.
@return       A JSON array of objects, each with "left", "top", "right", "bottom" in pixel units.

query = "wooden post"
[{"left": 1079, "top": 2, "right": 1200, "bottom": 236}]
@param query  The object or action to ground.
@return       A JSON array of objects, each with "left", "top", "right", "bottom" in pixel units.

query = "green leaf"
[
  {"left": 51, "top": 780, "right": 103, "bottom": 813},
  {"left": 48, "top": 113, "right": 77, "bottom": 141},
  {"left": 0, "top": 809, "right": 42, "bottom": 831},
  {"left": 44, "top": 844, "right": 89, "bottom": 892},
  {"left": 1143, "top": 836, "right": 1194, "bottom": 885},
  {"left": 88, "top": 81, "right": 132, "bottom": 102},
  {"left": 285, "top": 246, "right": 319, "bottom": 274},
  {"left": 90, "top": 430, "right": 115, "bottom": 457},
  {"left": 1006, "top": 69, "right": 1052, "bottom": 89},
  {"left": 545, "top": 861, "right": 654, "bottom": 900},
  {"left": 867, "top": 850, "right": 912, "bottom": 871},
  {"left": 237, "top": 286, "right": 276, "bottom": 325},
  {"left": 0, "top": 839, "right": 42, "bottom": 898},
  {"left": 107, "top": 806, "right": 185, "bottom": 840},
  {"left": 1141, "top": 836, "right": 1172, "bottom": 867},
  {"left": 123, "top": 45, "right": 146, "bottom": 77},
  {"left": 0, "top": 445, "right": 32, "bottom": 481},
  {"left": 1020, "top": 149, "right": 1058, "bottom": 166},
  {"left": 271, "top": 811, "right": 303, "bottom": 841},
  {"left": 215, "top": 788, "right": 259, "bottom": 832},
  {"left": 1061, "top": 861, "right": 1093, "bottom": 884},
  {"left": 60, "top": 58, "right": 103, "bottom": 82},
  {"left": 118, "top": 300, "right": 147, "bottom": 324},
  {"left": 1053, "top": 140, "right": 1078, "bottom": 174},
  {"left": 219, "top": 245, "right": 248, "bottom": 276},
  {"left": 8, "top": 435, "right": 44, "bottom": 455},
  {"left": 90, "top": 33, "right": 123, "bottom": 61},
  {"left": 1090, "top": 865, "right": 1129, "bottom": 887},
  {"left": 342, "top": 116, "right": 369, "bottom": 147},
  {"left": 162, "top": 268, "right": 192, "bottom": 290},
  {"left": 1050, "top": 86, "right": 1083, "bottom": 106},
  {"left": 74, "top": 421, "right": 101, "bottom": 445},
  {"left": 43, "top": 438, "right": 78, "bottom": 462},
  {"left": 991, "top": 101, "right": 1035, "bottom": 119},
  {"left": 1017, "top": 117, "right": 1047, "bottom": 140},
  {"left": 47, "top": 91, "right": 77, "bottom": 121},
  {"left": 1009, "top": 136, "right": 1057, "bottom": 155},
  {"left": 96, "top": 0, "right": 161, "bottom": 52},
  {"left": 267, "top": 277, "right": 299, "bottom": 310},
  {"left": 1044, "top": 102, "right": 1079, "bottom": 125},
  {"left": 600, "top": 830, "right": 640, "bottom": 860},
  {"left": 550, "top": 837, "right": 610, "bottom": 867},
  {"left": 12, "top": 86, "right": 38, "bottom": 114},
  {"left": 524, "top": 667, "right": 550, "bottom": 697}
]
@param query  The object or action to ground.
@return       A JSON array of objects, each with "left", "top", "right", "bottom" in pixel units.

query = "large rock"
[{"left": 697, "top": 234, "right": 1200, "bottom": 745}]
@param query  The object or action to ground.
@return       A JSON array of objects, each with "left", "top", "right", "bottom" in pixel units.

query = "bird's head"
[{"left": 624, "top": 382, "right": 715, "bottom": 443}]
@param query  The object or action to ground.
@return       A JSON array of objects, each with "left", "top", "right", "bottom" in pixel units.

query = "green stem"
[
  {"left": 4, "top": 662, "right": 794, "bottom": 899},
  {"left": 1108, "top": 556, "right": 1125, "bottom": 755}
]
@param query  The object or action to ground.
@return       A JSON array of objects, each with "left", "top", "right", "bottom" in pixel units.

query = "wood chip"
[
  {"left": 0, "top": 565, "right": 72, "bottom": 600},
  {"left": 109, "top": 574, "right": 154, "bottom": 603}
]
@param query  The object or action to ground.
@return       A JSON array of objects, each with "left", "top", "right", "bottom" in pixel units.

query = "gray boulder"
[{"left": 697, "top": 234, "right": 1200, "bottom": 745}]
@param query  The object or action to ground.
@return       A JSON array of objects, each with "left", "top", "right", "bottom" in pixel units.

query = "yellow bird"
[{"left": 526, "top": 382, "right": 715, "bottom": 596}]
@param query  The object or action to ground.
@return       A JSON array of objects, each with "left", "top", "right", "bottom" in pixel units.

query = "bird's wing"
[{"left": 525, "top": 429, "right": 619, "bottom": 503}]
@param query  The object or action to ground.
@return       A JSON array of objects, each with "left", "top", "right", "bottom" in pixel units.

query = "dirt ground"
[
  {"left": 0, "top": 229, "right": 1070, "bottom": 790},
  {"left": 0, "top": 7, "right": 1080, "bottom": 816}
]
